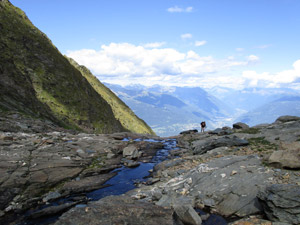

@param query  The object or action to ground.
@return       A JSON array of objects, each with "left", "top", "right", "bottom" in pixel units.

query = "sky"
[{"left": 10, "top": 0, "right": 300, "bottom": 90}]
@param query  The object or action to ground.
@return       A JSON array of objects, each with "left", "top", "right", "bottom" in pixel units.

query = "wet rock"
[
  {"left": 192, "top": 135, "right": 248, "bottom": 155},
  {"left": 173, "top": 204, "right": 202, "bottom": 225},
  {"left": 123, "top": 159, "right": 140, "bottom": 168},
  {"left": 29, "top": 202, "right": 77, "bottom": 219},
  {"left": 55, "top": 195, "right": 174, "bottom": 225},
  {"left": 42, "top": 191, "right": 61, "bottom": 203},
  {"left": 60, "top": 173, "right": 117, "bottom": 195},
  {"left": 267, "top": 150, "right": 300, "bottom": 169},
  {"left": 275, "top": 115, "right": 300, "bottom": 123},
  {"left": 233, "top": 122, "right": 249, "bottom": 129},
  {"left": 258, "top": 184, "right": 300, "bottom": 224}
]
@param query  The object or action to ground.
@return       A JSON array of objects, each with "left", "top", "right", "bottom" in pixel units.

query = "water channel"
[{"left": 18, "top": 138, "right": 227, "bottom": 225}]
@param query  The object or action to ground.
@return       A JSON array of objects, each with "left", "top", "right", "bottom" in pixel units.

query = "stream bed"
[
  {"left": 18, "top": 139, "right": 176, "bottom": 225},
  {"left": 18, "top": 138, "right": 227, "bottom": 225}
]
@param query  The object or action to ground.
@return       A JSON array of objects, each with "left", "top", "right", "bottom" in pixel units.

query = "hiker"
[{"left": 200, "top": 121, "right": 206, "bottom": 133}]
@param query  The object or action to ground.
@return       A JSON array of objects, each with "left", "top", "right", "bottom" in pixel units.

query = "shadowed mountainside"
[
  {"left": 67, "top": 58, "right": 155, "bottom": 135},
  {"left": 0, "top": 0, "right": 154, "bottom": 134}
]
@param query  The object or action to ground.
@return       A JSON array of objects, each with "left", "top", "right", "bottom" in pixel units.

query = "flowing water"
[
  {"left": 18, "top": 138, "right": 227, "bottom": 225},
  {"left": 18, "top": 139, "right": 177, "bottom": 225}
]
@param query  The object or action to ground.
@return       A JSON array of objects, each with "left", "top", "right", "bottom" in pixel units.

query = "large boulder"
[
  {"left": 192, "top": 135, "right": 248, "bottom": 155},
  {"left": 258, "top": 184, "right": 300, "bottom": 225},
  {"left": 55, "top": 195, "right": 174, "bottom": 225},
  {"left": 267, "top": 149, "right": 300, "bottom": 169},
  {"left": 123, "top": 145, "right": 140, "bottom": 159},
  {"left": 233, "top": 122, "right": 249, "bottom": 130},
  {"left": 275, "top": 115, "right": 300, "bottom": 123}
]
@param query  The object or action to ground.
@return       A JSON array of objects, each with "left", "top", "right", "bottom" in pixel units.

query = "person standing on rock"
[{"left": 200, "top": 121, "right": 206, "bottom": 133}]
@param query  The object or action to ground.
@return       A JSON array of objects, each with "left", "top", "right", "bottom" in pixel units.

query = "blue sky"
[{"left": 10, "top": 0, "right": 300, "bottom": 89}]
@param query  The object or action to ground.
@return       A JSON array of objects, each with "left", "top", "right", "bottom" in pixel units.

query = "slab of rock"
[
  {"left": 267, "top": 150, "right": 300, "bottom": 169},
  {"left": 275, "top": 115, "right": 300, "bottom": 123},
  {"left": 258, "top": 184, "right": 300, "bottom": 225},
  {"left": 60, "top": 173, "right": 116, "bottom": 195},
  {"left": 180, "top": 130, "right": 198, "bottom": 135},
  {"left": 192, "top": 135, "right": 248, "bottom": 155},
  {"left": 55, "top": 195, "right": 174, "bottom": 225},
  {"left": 138, "top": 155, "right": 274, "bottom": 218},
  {"left": 209, "top": 128, "right": 233, "bottom": 136},
  {"left": 29, "top": 202, "right": 77, "bottom": 219}
]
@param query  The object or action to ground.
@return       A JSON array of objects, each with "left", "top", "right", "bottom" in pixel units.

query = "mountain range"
[
  {"left": 105, "top": 83, "right": 300, "bottom": 136},
  {"left": 105, "top": 83, "right": 234, "bottom": 136}
]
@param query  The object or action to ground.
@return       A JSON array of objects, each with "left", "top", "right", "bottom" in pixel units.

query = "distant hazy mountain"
[
  {"left": 236, "top": 95, "right": 300, "bottom": 126},
  {"left": 207, "top": 87, "right": 299, "bottom": 112},
  {"left": 105, "top": 84, "right": 234, "bottom": 136}
]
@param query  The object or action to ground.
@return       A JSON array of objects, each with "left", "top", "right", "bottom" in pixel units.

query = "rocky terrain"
[
  {"left": 0, "top": 115, "right": 161, "bottom": 224},
  {"left": 1, "top": 1, "right": 300, "bottom": 225},
  {"left": 0, "top": 115, "right": 300, "bottom": 225}
]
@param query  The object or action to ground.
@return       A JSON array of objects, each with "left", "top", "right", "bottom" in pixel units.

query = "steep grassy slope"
[
  {"left": 0, "top": 0, "right": 126, "bottom": 133},
  {"left": 67, "top": 58, "right": 155, "bottom": 135}
]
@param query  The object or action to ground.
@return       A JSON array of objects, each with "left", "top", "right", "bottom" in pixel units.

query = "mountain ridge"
[{"left": 0, "top": 0, "right": 154, "bottom": 134}]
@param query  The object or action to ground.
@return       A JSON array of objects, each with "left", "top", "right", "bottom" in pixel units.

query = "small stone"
[
  {"left": 62, "top": 156, "right": 71, "bottom": 160},
  {"left": 282, "top": 173, "right": 290, "bottom": 180},
  {"left": 220, "top": 173, "right": 226, "bottom": 178},
  {"left": 231, "top": 170, "right": 238, "bottom": 176},
  {"left": 43, "top": 191, "right": 62, "bottom": 203},
  {"left": 76, "top": 149, "right": 85, "bottom": 154}
]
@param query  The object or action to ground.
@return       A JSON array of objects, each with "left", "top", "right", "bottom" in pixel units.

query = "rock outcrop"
[
  {"left": 127, "top": 117, "right": 300, "bottom": 225},
  {"left": 258, "top": 184, "right": 300, "bottom": 225},
  {"left": 55, "top": 195, "right": 175, "bottom": 225}
]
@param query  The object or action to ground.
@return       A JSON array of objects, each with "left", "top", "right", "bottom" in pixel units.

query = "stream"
[
  {"left": 18, "top": 139, "right": 176, "bottom": 225},
  {"left": 18, "top": 138, "right": 227, "bottom": 225}
]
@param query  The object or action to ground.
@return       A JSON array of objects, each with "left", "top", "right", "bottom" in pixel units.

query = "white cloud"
[
  {"left": 195, "top": 40, "right": 207, "bottom": 47},
  {"left": 66, "top": 42, "right": 264, "bottom": 88},
  {"left": 181, "top": 33, "right": 193, "bottom": 40},
  {"left": 167, "top": 6, "right": 193, "bottom": 13},
  {"left": 242, "top": 59, "right": 300, "bottom": 88},
  {"left": 247, "top": 55, "right": 260, "bottom": 62},
  {"left": 143, "top": 42, "right": 166, "bottom": 48}
]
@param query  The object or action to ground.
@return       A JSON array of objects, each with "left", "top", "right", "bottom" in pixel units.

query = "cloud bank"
[{"left": 66, "top": 43, "right": 300, "bottom": 89}]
